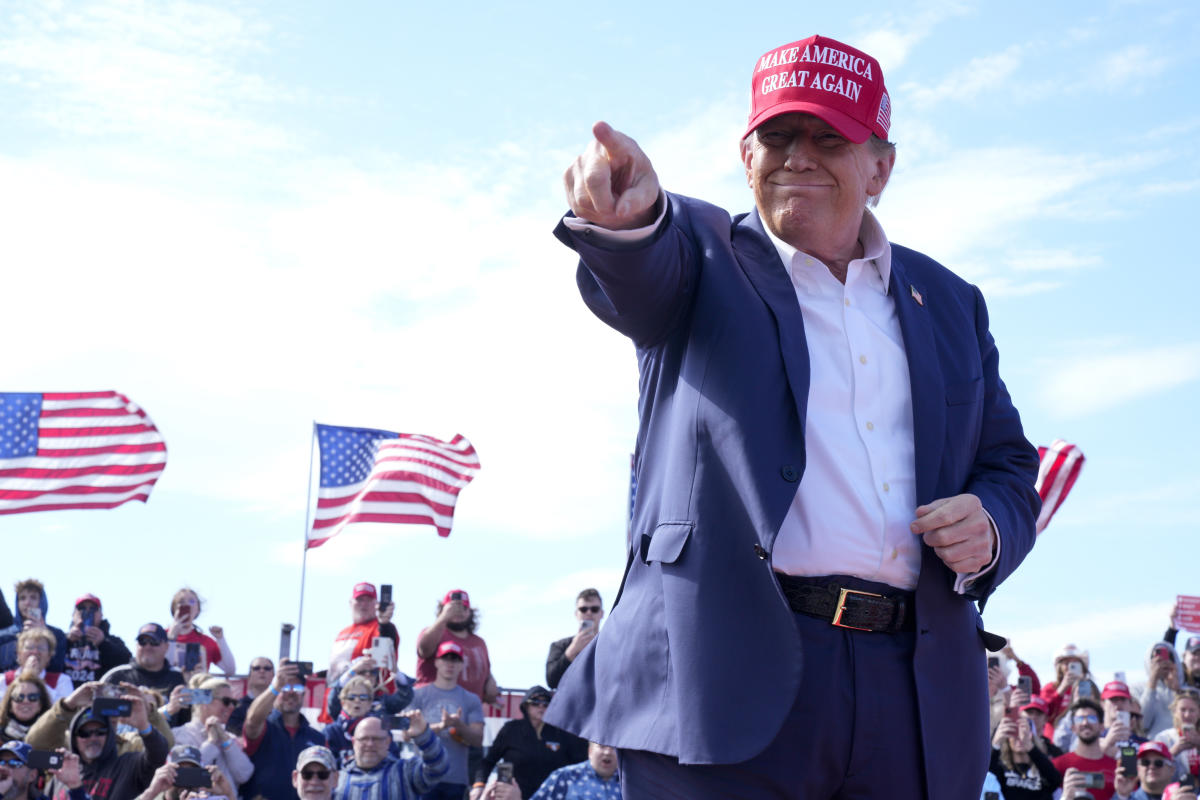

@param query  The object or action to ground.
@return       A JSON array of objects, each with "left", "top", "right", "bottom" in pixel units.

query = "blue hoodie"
[{"left": 0, "top": 586, "right": 69, "bottom": 673}]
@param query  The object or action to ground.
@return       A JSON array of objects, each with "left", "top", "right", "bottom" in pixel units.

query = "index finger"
[{"left": 592, "top": 121, "right": 636, "bottom": 161}]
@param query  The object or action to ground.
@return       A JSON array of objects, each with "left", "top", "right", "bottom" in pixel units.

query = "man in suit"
[{"left": 548, "top": 34, "right": 1041, "bottom": 800}]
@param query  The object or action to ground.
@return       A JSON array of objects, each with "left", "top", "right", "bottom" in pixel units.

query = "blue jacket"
[
  {"left": 546, "top": 194, "right": 1040, "bottom": 800},
  {"left": 242, "top": 710, "right": 324, "bottom": 800}
]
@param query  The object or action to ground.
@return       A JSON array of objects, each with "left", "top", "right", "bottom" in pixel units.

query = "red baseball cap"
[
  {"left": 74, "top": 594, "right": 102, "bottom": 610},
  {"left": 1102, "top": 680, "right": 1132, "bottom": 700},
  {"left": 1020, "top": 696, "right": 1049, "bottom": 713},
  {"left": 352, "top": 582, "right": 377, "bottom": 600},
  {"left": 745, "top": 35, "right": 890, "bottom": 143},
  {"left": 442, "top": 589, "right": 470, "bottom": 609},
  {"left": 1138, "top": 740, "right": 1172, "bottom": 760},
  {"left": 435, "top": 641, "right": 464, "bottom": 659}
]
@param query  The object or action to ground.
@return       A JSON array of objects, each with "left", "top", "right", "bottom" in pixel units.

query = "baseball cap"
[
  {"left": 1020, "top": 696, "right": 1049, "bottom": 714},
  {"left": 0, "top": 741, "right": 31, "bottom": 764},
  {"left": 1138, "top": 740, "right": 1173, "bottom": 760},
  {"left": 1102, "top": 681, "right": 1132, "bottom": 700},
  {"left": 442, "top": 589, "right": 470, "bottom": 609},
  {"left": 1184, "top": 635, "right": 1200, "bottom": 654},
  {"left": 137, "top": 623, "right": 168, "bottom": 644},
  {"left": 74, "top": 594, "right": 102, "bottom": 610},
  {"left": 168, "top": 745, "right": 203, "bottom": 767},
  {"left": 522, "top": 686, "right": 552, "bottom": 707},
  {"left": 744, "top": 35, "right": 890, "bottom": 143},
  {"left": 296, "top": 745, "right": 336, "bottom": 771},
  {"left": 351, "top": 582, "right": 377, "bottom": 600},
  {"left": 435, "top": 641, "right": 464, "bottom": 659}
]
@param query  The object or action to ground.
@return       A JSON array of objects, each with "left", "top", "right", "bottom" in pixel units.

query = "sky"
[{"left": 1, "top": 0, "right": 1198, "bottom": 700}]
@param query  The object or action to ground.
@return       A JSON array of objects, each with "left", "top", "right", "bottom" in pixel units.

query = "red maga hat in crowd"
[{"left": 352, "top": 582, "right": 376, "bottom": 600}]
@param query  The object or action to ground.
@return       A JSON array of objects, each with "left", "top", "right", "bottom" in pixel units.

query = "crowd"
[
  {"left": 2, "top": 577, "right": 1197, "bottom": 800},
  {"left": 0, "top": 580, "right": 618, "bottom": 800}
]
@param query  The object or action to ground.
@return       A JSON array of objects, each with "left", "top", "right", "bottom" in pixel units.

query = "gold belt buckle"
[{"left": 831, "top": 587, "right": 883, "bottom": 630}]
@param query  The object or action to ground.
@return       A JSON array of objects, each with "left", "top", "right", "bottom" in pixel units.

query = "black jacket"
[
  {"left": 475, "top": 716, "right": 587, "bottom": 799},
  {"left": 544, "top": 636, "right": 573, "bottom": 690}
]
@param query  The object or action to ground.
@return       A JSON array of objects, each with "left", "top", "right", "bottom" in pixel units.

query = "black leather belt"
[{"left": 776, "top": 574, "right": 914, "bottom": 633}]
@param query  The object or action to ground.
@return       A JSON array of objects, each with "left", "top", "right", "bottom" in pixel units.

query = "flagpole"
[{"left": 296, "top": 422, "right": 317, "bottom": 660}]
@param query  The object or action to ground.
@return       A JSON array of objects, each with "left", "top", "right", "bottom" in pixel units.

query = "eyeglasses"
[
  {"left": 343, "top": 694, "right": 370, "bottom": 702},
  {"left": 250, "top": 665, "right": 274, "bottom": 672},
  {"left": 11, "top": 693, "right": 41, "bottom": 703},
  {"left": 1140, "top": 758, "right": 1168, "bottom": 768},
  {"left": 1178, "top": 688, "right": 1200, "bottom": 699},
  {"left": 1073, "top": 713, "right": 1099, "bottom": 724},
  {"left": 0, "top": 758, "right": 24, "bottom": 768},
  {"left": 355, "top": 735, "right": 390, "bottom": 744},
  {"left": 136, "top": 637, "right": 162, "bottom": 646},
  {"left": 527, "top": 700, "right": 549, "bottom": 707},
  {"left": 577, "top": 606, "right": 602, "bottom": 614},
  {"left": 218, "top": 697, "right": 238, "bottom": 707},
  {"left": 77, "top": 727, "right": 108, "bottom": 739},
  {"left": 22, "top": 644, "right": 50, "bottom": 653},
  {"left": 300, "top": 769, "right": 331, "bottom": 780}
]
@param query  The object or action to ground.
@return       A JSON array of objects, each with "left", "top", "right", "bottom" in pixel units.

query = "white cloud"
[
  {"left": 852, "top": 1, "right": 974, "bottom": 70},
  {"left": 1136, "top": 178, "right": 1200, "bottom": 197},
  {"left": 1098, "top": 44, "right": 1170, "bottom": 90},
  {"left": 1053, "top": 476, "right": 1200, "bottom": 529},
  {"left": 1005, "top": 249, "right": 1101, "bottom": 273},
  {"left": 902, "top": 45, "right": 1024, "bottom": 109},
  {"left": 1038, "top": 342, "right": 1200, "bottom": 417}
]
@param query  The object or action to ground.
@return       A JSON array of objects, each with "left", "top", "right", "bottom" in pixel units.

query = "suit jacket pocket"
[
  {"left": 641, "top": 521, "right": 694, "bottom": 564},
  {"left": 945, "top": 377, "right": 983, "bottom": 406}
]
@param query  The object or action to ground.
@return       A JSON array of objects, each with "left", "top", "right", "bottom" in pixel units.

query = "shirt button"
[
  {"left": 844, "top": 298, "right": 851, "bottom": 307},
  {"left": 883, "top": 482, "right": 890, "bottom": 492},
  {"left": 780, "top": 465, "right": 799, "bottom": 482},
  {"left": 753, "top": 544, "right": 769, "bottom": 560},
  {"left": 859, "top": 355, "right": 868, "bottom": 365},
  {"left": 890, "top": 548, "right": 899, "bottom": 560},
  {"left": 866, "top": 421, "right": 874, "bottom": 431}
]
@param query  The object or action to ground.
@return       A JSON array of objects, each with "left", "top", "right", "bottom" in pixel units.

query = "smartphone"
[
  {"left": 1068, "top": 661, "right": 1084, "bottom": 677},
  {"left": 279, "top": 623, "right": 294, "bottom": 662},
  {"left": 451, "top": 591, "right": 465, "bottom": 603},
  {"left": 174, "top": 767, "right": 212, "bottom": 789},
  {"left": 1081, "top": 772, "right": 1106, "bottom": 789},
  {"left": 984, "top": 793, "right": 999, "bottom": 800},
  {"left": 1119, "top": 745, "right": 1138, "bottom": 777},
  {"left": 180, "top": 688, "right": 213, "bottom": 706},
  {"left": 1116, "top": 710, "right": 1131, "bottom": 727},
  {"left": 1114, "top": 670, "right": 1126, "bottom": 684},
  {"left": 1017, "top": 675, "right": 1032, "bottom": 694},
  {"left": 987, "top": 656, "right": 1000, "bottom": 669},
  {"left": 580, "top": 619, "right": 596, "bottom": 632},
  {"left": 295, "top": 661, "right": 313, "bottom": 683},
  {"left": 81, "top": 610, "right": 94, "bottom": 629},
  {"left": 92, "top": 697, "right": 132, "bottom": 718},
  {"left": 383, "top": 714, "right": 410, "bottom": 731},
  {"left": 28, "top": 607, "right": 42, "bottom": 623},
  {"left": 184, "top": 642, "right": 202, "bottom": 671},
  {"left": 26, "top": 750, "right": 64, "bottom": 770},
  {"left": 379, "top": 584, "right": 392, "bottom": 608},
  {"left": 495, "top": 762, "right": 514, "bottom": 784},
  {"left": 1153, "top": 644, "right": 1171, "bottom": 661},
  {"left": 1180, "top": 774, "right": 1200, "bottom": 791},
  {"left": 1077, "top": 681, "right": 1095, "bottom": 699},
  {"left": 1027, "top": 718, "right": 1038, "bottom": 738}
]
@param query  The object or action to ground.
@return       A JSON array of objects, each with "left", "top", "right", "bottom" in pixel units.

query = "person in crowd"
[
  {"left": 102, "top": 625, "right": 185, "bottom": 702},
  {"left": 293, "top": 747, "right": 337, "bottom": 800},
  {"left": 1142, "top": 643, "right": 1185, "bottom": 739},
  {"left": 131, "top": 752, "right": 238, "bottom": 800},
  {"left": 165, "top": 589, "right": 234, "bottom": 676},
  {"left": 415, "top": 592, "right": 496, "bottom": 706},
  {"left": 34, "top": 683, "right": 168, "bottom": 800},
  {"left": 63, "top": 597, "right": 131, "bottom": 687},
  {"left": 530, "top": 742, "right": 619, "bottom": 800},
  {"left": 0, "top": 630, "right": 73, "bottom": 703},
  {"left": 0, "top": 591, "right": 11, "bottom": 634},
  {"left": 227, "top": 658, "right": 273, "bottom": 736},
  {"left": 328, "top": 584, "right": 400, "bottom": 687},
  {"left": 1, "top": 741, "right": 90, "bottom": 800},
  {"left": 168, "top": 675, "right": 253, "bottom": 796},
  {"left": 473, "top": 688, "right": 585, "bottom": 800},
  {"left": 24, "top": 681, "right": 172, "bottom": 759},
  {"left": 0, "top": 673, "right": 52, "bottom": 744},
  {"left": 1042, "top": 644, "right": 1092, "bottom": 738},
  {"left": 1153, "top": 689, "right": 1200, "bottom": 780},
  {"left": 1020, "top": 697, "right": 1063, "bottom": 758},
  {"left": 1114, "top": 740, "right": 1180, "bottom": 800},
  {"left": 544, "top": 591, "right": 603, "bottom": 691},
  {"left": 241, "top": 659, "right": 324, "bottom": 800},
  {"left": 323, "top": 676, "right": 397, "bottom": 769},
  {"left": 408, "top": 642, "right": 484, "bottom": 799},
  {"left": 0, "top": 581, "right": 69, "bottom": 675},
  {"left": 1162, "top": 605, "right": 1200, "bottom": 693},
  {"left": 988, "top": 715, "right": 1061, "bottom": 800},
  {"left": 1054, "top": 698, "right": 1120, "bottom": 800},
  {"left": 1104, "top": 681, "right": 1148, "bottom": 748},
  {"left": 331, "top": 713, "right": 447, "bottom": 800}
]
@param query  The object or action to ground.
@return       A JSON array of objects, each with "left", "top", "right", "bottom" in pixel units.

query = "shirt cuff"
[
  {"left": 953, "top": 508, "right": 1001, "bottom": 595},
  {"left": 560, "top": 192, "right": 667, "bottom": 243}
]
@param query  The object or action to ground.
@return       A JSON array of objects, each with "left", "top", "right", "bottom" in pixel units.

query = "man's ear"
[
  {"left": 868, "top": 148, "right": 896, "bottom": 198},
  {"left": 740, "top": 137, "right": 755, "bottom": 188}
]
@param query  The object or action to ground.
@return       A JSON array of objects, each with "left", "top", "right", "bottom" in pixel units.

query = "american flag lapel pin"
[{"left": 910, "top": 285, "right": 924, "bottom": 306}]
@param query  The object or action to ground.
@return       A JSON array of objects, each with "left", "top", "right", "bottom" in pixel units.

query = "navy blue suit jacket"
[{"left": 546, "top": 193, "right": 1040, "bottom": 800}]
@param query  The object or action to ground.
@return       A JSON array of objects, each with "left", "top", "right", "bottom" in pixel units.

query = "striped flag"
[
  {"left": 309, "top": 424, "right": 480, "bottom": 547},
  {"left": 0, "top": 391, "right": 167, "bottom": 516},
  {"left": 1033, "top": 439, "right": 1085, "bottom": 534}
]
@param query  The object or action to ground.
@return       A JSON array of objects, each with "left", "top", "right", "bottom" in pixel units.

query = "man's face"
[
  {"left": 741, "top": 112, "right": 892, "bottom": 254},
  {"left": 0, "top": 753, "right": 32, "bottom": 794},
  {"left": 350, "top": 595, "right": 375, "bottom": 624},
  {"left": 1178, "top": 696, "right": 1200, "bottom": 727},
  {"left": 1139, "top": 753, "right": 1174, "bottom": 792},
  {"left": 17, "top": 590, "right": 40, "bottom": 617},
  {"left": 293, "top": 763, "right": 335, "bottom": 800},
  {"left": 351, "top": 717, "right": 391, "bottom": 770},
  {"left": 18, "top": 638, "right": 51, "bottom": 671},
  {"left": 276, "top": 687, "right": 303, "bottom": 714},
  {"left": 587, "top": 743, "right": 617, "bottom": 779},
  {"left": 1104, "top": 695, "right": 1131, "bottom": 722},
  {"left": 434, "top": 655, "right": 464, "bottom": 684},
  {"left": 575, "top": 597, "right": 604, "bottom": 626},
  {"left": 1186, "top": 648, "right": 1200, "bottom": 676},
  {"left": 1072, "top": 707, "right": 1101, "bottom": 745},
  {"left": 248, "top": 659, "right": 275, "bottom": 690},
  {"left": 135, "top": 635, "right": 168, "bottom": 669},
  {"left": 76, "top": 722, "right": 109, "bottom": 762}
]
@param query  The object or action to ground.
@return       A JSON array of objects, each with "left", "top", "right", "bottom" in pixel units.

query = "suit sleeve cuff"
[
  {"left": 953, "top": 508, "right": 1001, "bottom": 595},
  {"left": 561, "top": 192, "right": 667, "bottom": 243}
]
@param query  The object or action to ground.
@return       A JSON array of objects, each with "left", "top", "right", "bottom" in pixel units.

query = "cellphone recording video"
[
  {"left": 180, "top": 688, "right": 213, "bottom": 706},
  {"left": 987, "top": 656, "right": 1000, "bottom": 670},
  {"left": 1068, "top": 661, "right": 1084, "bottom": 677},
  {"left": 1119, "top": 745, "right": 1138, "bottom": 778},
  {"left": 26, "top": 750, "right": 64, "bottom": 770},
  {"left": 1077, "top": 681, "right": 1095, "bottom": 699},
  {"left": 495, "top": 762, "right": 514, "bottom": 784},
  {"left": 1017, "top": 676, "right": 1032, "bottom": 694},
  {"left": 81, "top": 610, "right": 95, "bottom": 628},
  {"left": 279, "top": 623, "right": 294, "bottom": 662},
  {"left": 294, "top": 661, "right": 313, "bottom": 682},
  {"left": 580, "top": 619, "right": 596, "bottom": 632},
  {"left": 92, "top": 697, "right": 132, "bottom": 718},
  {"left": 451, "top": 591, "right": 465, "bottom": 603},
  {"left": 174, "top": 767, "right": 212, "bottom": 789},
  {"left": 1081, "top": 772, "right": 1106, "bottom": 789},
  {"left": 383, "top": 714, "right": 410, "bottom": 731},
  {"left": 379, "top": 584, "right": 392, "bottom": 608},
  {"left": 183, "top": 642, "right": 202, "bottom": 672}
]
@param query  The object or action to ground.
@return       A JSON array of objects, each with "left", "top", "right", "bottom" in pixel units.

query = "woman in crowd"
[
  {"left": 472, "top": 686, "right": 586, "bottom": 800},
  {"left": 1141, "top": 640, "right": 1185, "bottom": 737},
  {"left": 989, "top": 715, "right": 1062, "bottom": 799},
  {"left": 169, "top": 674, "right": 254, "bottom": 796},
  {"left": 1039, "top": 644, "right": 1090, "bottom": 738},
  {"left": 166, "top": 588, "right": 235, "bottom": 675},
  {"left": 0, "top": 629, "right": 73, "bottom": 703},
  {"left": 1154, "top": 688, "right": 1200, "bottom": 780},
  {"left": 0, "top": 672, "right": 52, "bottom": 744},
  {"left": 324, "top": 675, "right": 396, "bottom": 767}
]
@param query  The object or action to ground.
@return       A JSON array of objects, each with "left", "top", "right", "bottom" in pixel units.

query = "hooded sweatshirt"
[
  {"left": 44, "top": 707, "right": 167, "bottom": 800},
  {"left": 0, "top": 590, "right": 69, "bottom": 674},
  {"left": 1139, "top": 642, "right": 1187, "bottom": 738}
]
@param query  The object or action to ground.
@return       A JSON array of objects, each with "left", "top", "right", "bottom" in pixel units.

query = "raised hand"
[{"left": 564, "top": 121, "right": 660, "bottom": 230}]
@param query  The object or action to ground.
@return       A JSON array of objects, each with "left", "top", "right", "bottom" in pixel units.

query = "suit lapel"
[
  {"left": 731, "top": 210, "right": 810, "bottom": 430},
  {"left": 889, "top": 249, "right": 944, "bottom": 504}
]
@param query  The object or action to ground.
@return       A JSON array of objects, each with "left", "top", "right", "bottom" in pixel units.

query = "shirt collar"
[{"left": 760, "top": 207, "right": 892, "bottom": 292}]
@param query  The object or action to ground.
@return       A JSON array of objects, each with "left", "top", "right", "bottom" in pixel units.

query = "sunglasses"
[
  {"left": 1140, "top": 758, "right": 1168, "bottom": 768},
  {"left": 343, "top": 694, "right": 370, "bottom": 702},
  {"left": 250, "top": 665, "right": 274, "bottom": 672},
  {"left": 11, "top": 693, "right": 41, "bottom": 703},
  {"left": 218, "top": 697, "right": 238, "bottom": 707},
  {"left": 527, "top": 700, "right": 549, "bottom": 707},
  {"left": 136, "top": 637, "right": 163, "bottom": 646},
  {"left": 1073, "top": 714, "right": 1099, "bottom": 724},
  {"left": 301, "top": 769, "right": 331, "bottom": 780},
  {"left": 77, "top": 727, "right": 107, "bottom": 739},
  {"left": 0, "top": 758, "right": 24, "bottom": 768},
  {"left": 577, "top": 605, "right": 602, "bottom": 614}
]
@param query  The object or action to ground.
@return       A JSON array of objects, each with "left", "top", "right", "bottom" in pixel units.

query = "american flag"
[
  {"left": 0, "top": 391, "right": 167, "bottom": 516},
  {"left": 309, "top": 424, "right": 480, "bottom": 547},
  {"left": 1034, "top": 439, "right": 1085, "bottom": 534}
]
